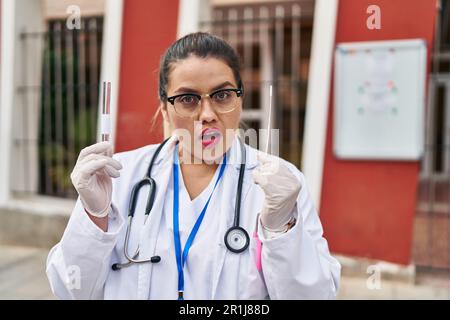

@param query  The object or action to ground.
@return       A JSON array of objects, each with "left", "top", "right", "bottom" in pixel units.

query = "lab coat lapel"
[
  {"left": 210, "top": 164, "right": 236, "bottom": 299},
  {"left": 211, "top": 138, "right": 256, "bottom": 299},
  {"left": 137, "top": 139, "right": 176, "bottom": 300}
]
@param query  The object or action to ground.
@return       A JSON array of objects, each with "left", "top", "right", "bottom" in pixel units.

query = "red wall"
[
  {"left": 116, "top": 0, "right": 179, "bottom": 152},
  {"left": 320, "top": 0, "right": 437, "bottom": 264}
]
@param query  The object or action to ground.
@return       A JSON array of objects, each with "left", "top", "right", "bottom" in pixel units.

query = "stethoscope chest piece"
[{"left": 224, "top": 226, "right": 249, "bottom": 253}]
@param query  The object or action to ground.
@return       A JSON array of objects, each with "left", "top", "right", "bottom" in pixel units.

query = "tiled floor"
[{"left": 0, "top": 244, "right": 449, "bottom": 300}]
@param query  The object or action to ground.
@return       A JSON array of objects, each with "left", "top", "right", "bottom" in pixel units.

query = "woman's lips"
[{"left": 201, "top": 127, "right": 222, "bottom": 148}]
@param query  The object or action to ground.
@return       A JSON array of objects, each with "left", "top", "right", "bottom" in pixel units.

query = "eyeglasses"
[{"left": 166, "top": 88, "right": 243, "bottom": 118}]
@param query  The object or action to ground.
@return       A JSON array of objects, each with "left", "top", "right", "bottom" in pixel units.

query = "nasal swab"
[
  {"left": 101, "top": 81, "right": 111, "bottom": 142},
  {"left": 265, "top": 84, "right": 273, "bottom": 154}
]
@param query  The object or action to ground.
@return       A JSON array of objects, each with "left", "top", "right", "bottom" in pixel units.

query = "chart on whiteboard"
[
  {"left": 358, "top": 49, "right": 398, "bottom": 115},
  {"left": 334, "top": 39, "right": 427, "bottom": 160}
]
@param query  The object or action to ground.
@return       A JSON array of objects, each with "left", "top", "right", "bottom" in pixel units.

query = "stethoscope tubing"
[{"left": 112, "top": 137, "right": 248, "bottom": 271}]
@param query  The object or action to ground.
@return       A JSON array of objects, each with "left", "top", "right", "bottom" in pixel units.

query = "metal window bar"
[
  {"left": 200, "top": 0, "right": 314, "bottom": 168},
  {"left": 14, "top": 16, "right": 104, "bottom": 199}
]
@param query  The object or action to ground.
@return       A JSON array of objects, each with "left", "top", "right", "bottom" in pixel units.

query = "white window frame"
[
  {"left": 0, "top": 0, "right": 123, "bottom": 215},
  {"left": 302, "top": 0, "right": 338, "bottom": 210},
  {"left": 0, "top": 0, "right": 16, "bottom": 206}
]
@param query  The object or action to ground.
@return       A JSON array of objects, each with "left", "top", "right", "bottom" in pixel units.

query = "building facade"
[{"left": 0, "top": 0, "right": 447, "bottom": 272}]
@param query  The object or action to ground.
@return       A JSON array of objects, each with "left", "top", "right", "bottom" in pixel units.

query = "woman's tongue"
[{"left": 202, "top": 129, "right": 221, "bottom": 147}]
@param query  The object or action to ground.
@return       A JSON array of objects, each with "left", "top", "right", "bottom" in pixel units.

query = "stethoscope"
[{"left": 112, "top": 137, "right": 250, "bottom": 271}]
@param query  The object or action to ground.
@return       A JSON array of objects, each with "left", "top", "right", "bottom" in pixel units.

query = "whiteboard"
[{"left": 334, "top": 39, "right": 427, "bottom": 160}]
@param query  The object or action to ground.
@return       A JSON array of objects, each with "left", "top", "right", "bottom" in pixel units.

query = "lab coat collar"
[
  {"left": 147, "top": 134, "right": 178, "bottom": 167},
  {"left": 227, "top": 136, "right": 259, "bottom": 170}
]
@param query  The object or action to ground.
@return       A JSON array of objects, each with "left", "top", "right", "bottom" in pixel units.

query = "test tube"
[
  {"left": 101, "top": 81, "right": 111, "bottom": 142},
  {"left": 265, "top": 84, "right": 273, "bottom": 154}
]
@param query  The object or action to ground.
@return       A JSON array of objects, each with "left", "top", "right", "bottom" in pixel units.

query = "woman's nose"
[{"left": 198, "top": 98, "right": 218, "bottom": 123}]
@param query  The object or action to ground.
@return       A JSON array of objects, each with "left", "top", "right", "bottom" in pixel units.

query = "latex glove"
[
  {"left": 70, "top": 141, "right": 122, "bottom": 217},
  {"left": 252, "top": 152, "right": 301, "bottom": 232}
]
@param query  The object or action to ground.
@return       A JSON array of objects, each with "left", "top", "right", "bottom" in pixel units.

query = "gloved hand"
[
  {"left": 252, "top": 152, "right": 301, "bottom": 232},
  {"left": 70, "top": 141, "right": 123, "bottom": 217}
]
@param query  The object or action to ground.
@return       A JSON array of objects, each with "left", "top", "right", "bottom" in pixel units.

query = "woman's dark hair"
[{"left": 158, "top": 32, "right": 243, "bottom": 102}]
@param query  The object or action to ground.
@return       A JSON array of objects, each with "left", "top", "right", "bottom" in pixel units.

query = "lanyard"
[{"left": 172, "top": 144, "right": 227, "bottom": 300}]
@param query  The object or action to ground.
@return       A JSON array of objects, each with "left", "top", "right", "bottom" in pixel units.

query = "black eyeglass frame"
[{"left": 166, "top": 88, "right": 244, "bottom": 106}]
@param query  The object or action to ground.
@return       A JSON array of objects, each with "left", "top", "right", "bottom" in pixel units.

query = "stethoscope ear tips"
[
  {"left": 150, "top": 256, "right": 161, "bottom": 263},
  {"left": 111, "top": 264, "right": 120, "bottom": 271}
]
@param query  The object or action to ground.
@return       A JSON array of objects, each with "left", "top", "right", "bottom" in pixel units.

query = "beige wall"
[{"left": 43, "top": 0, "right": 105, "bottom": 19}]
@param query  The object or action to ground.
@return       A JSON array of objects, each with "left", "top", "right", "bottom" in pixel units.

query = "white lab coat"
[{"left": 46, "top": 137, "right": 341, "bottom": 299}]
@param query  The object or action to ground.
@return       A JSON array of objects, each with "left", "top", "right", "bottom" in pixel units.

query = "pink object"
[
  {"left": 253, "top": 231, "right": 263, "bottom": 272},
  {"left": 201, "top": 127, "right": 221, "bottom": 148}
]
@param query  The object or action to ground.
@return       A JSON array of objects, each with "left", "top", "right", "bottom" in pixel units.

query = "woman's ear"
[
  {"left": 160, "top": 102, "right": 173, "bottom": 138},
  {"left": 160, "top": 102, "right": 169, "bottom": 122}
]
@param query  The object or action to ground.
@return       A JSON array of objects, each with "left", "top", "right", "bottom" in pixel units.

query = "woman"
[{"left": 46, "top": 32, "right": 340, "bottom": 300}]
